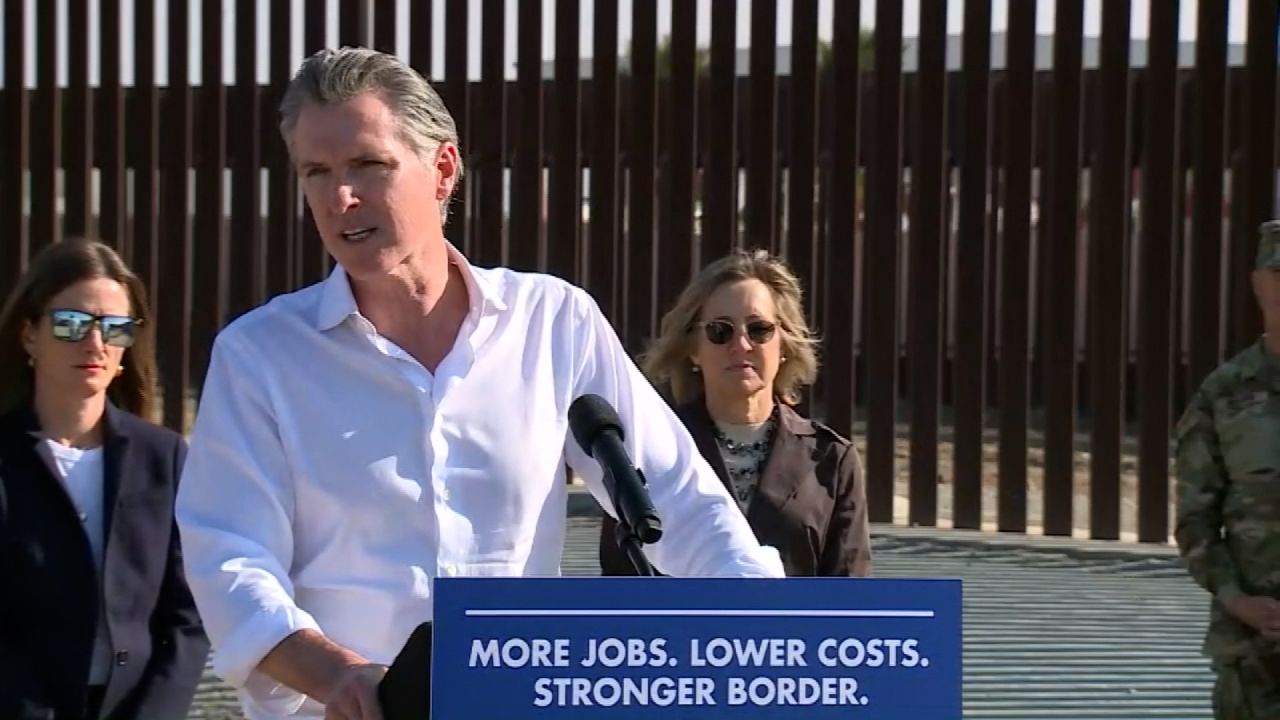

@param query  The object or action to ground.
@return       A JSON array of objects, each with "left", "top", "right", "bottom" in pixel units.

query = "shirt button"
[
  {"left": 78, "top": 512, "right": 87, "bottom": 523},
  {"left": 440, "top": 487, "right": 451, "bottom": 502},
  {"left": 443, "top": 564, "right": 457, "bottom": 576},
  {"left": 115, "top": 650, "right": 129, "bottom": 666}
]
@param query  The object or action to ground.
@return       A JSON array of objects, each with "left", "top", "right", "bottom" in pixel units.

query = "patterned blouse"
[{"left": 711, "top": 406, "right": 779, "bottom": 512}]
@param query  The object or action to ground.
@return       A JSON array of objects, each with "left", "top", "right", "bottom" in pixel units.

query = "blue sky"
[{"left": 0, "top": 0, "right": 1255, "bottom": 86}]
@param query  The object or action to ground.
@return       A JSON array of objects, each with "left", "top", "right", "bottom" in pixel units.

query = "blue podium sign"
[{"left": 431, "top": 577, "right": 961, "bottom": 718}]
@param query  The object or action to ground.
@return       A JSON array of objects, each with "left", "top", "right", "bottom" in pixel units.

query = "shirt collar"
[
  {"left": 315, "top": 264, "right": 359, "bottom": 331},
  {"left": 449, "top": 242, "right": 508, "bottom": 317},
  {"left": 313, "top": 241, "right": 507, "bottom": 332}
]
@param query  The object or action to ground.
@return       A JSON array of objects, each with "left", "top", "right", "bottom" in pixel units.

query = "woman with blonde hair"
[
  {"left": 600, "top": 248, "right": 872, "bottom": 577},
  {"left": 0, "top": 239, "right": 208, "bottom": 719}
]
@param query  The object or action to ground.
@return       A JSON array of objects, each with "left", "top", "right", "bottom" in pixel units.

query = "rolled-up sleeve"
[
  {"left": 562, "top": 288, "right": 785, "bottom": 578},
  {"left": 176, "top": 329, "right": 321, "bottom": 715}
]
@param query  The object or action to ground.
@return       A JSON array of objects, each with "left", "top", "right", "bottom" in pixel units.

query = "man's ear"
[{"left": 434, "top": 143, "right": 461, "bottom": 201}]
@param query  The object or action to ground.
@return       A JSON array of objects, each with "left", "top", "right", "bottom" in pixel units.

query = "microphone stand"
[
  {"left": 607, "top": 468, "right": 659, "bottom": 576},
  {"left": 614, "top": 519, "right": 657, "bottom": 576}
]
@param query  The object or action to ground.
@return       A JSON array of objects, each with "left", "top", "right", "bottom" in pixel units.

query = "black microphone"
[{"left": 568, "top": 394, "right": 663, "bottom": 544}]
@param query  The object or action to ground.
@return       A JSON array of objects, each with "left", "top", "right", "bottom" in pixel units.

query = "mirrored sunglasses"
[
  {"left": 698, "top": 319, "right": 777, "bottom": 346},
  {"left": 48, "top": 308, "right": 140, "bottom": 348}
]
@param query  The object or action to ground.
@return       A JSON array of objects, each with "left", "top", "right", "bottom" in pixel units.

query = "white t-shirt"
[{"left": 43, "top": 440, "right": 112, "bottom": 686}]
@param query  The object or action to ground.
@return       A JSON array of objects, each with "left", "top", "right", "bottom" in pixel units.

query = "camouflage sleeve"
[{"left": 1173, "top": 390, "right": 1244, "bottom": 606}]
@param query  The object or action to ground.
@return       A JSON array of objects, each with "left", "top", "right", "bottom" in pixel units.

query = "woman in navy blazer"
[{"left": 0, "top": 240, "right": 209, "bottom": 719}]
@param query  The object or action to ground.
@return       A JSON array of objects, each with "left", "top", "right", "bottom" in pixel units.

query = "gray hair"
[{"left": 279, "top": 46, "right": 464, "bottom": 221}]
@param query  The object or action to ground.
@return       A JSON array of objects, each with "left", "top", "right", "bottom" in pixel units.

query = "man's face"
[{"left": 291, "top": 91, "right": 455, "bottom": 281}]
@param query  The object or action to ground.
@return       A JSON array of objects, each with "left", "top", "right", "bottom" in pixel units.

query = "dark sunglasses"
[
  {"left": 696, "top": 319, "right": 777, "bottom": 346},
  {"left": 48, "top": 309, "right": 140, "bottom": 348}
]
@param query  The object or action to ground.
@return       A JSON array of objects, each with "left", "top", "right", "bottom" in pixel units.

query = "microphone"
[{"left": 568, "top": 394, "right": 663, "bottom": 545}]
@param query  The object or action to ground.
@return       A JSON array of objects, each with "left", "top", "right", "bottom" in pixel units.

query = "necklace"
[{"left": 712, "top": 406, "right": 778, "bottom": 454}]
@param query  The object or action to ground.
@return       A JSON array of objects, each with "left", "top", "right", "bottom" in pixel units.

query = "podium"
[{"left": 419, "top": 576, "right": 962, "bottom": 719}]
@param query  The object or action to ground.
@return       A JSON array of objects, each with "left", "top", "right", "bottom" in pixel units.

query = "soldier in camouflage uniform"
[{"left": 1177, "top": 220, "right": 1280, "bottom": 719}]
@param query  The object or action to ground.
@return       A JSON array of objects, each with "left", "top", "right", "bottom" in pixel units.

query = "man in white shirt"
[{"left": 175, "top": 47, "right": 785, "bottom": 720}]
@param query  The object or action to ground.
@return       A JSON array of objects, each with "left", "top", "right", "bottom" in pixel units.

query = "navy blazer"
[{"left": 0, "top": 402, "right": 209, "bottom": 720}]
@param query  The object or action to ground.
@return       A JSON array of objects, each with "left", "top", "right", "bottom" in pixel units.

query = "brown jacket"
[{"left": 598, "top": 399, "right": 872, "bottom": 577}]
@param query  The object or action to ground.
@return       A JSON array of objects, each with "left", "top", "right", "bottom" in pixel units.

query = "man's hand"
[
  {"left": 1225, "top": 595, "right": 1280, "bottom": 640},
  {"left": 324, "top": 664, "right": 389, "bottom": 720},
  {"left": 257, "top": 630, "right": 390, "bottom": 719}
]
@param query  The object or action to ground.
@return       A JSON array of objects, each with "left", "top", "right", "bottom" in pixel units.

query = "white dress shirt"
[
  {"left": 175, "top": 244, "right": 784, "bottom": 719},
  {"left": 41, "top": 440, "right": 113, "bottom": 685}
]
